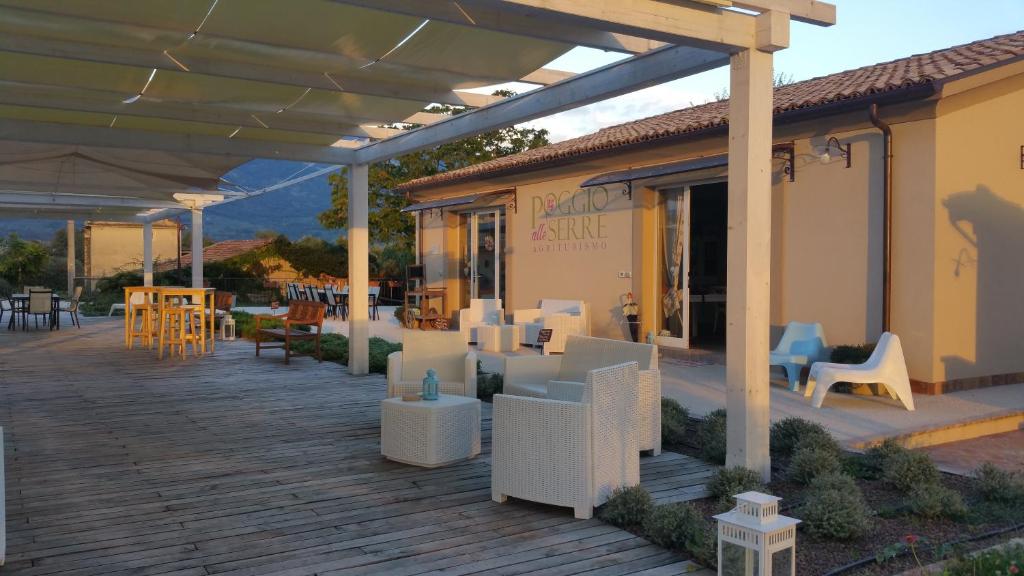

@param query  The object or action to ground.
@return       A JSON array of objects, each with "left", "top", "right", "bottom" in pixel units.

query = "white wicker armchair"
[
  {"left": 512, "top": 299, "right": 589, "bottom": 354},
  {"left": 387, "top": 330, "right": 477, "bottom": 398},
  {"left": 491, "top": 361, "right": 640, "bottom": 519},
  {"left": 504, "top": 335, "right": 661, "bottom": 454},
  {"left": 458, "top": 298, "right": 503, "bottom": 344}
]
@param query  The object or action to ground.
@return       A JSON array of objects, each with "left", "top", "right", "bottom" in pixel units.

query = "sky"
[{"left": 479, "top": 0, "right": 1024, "bottom": 143}]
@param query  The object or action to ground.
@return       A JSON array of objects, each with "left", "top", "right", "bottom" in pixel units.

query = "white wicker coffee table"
[
  {"left": 477, "top": 324, "right": 520, "bottom": 352},
  {"left": 380, "top": 394, "right": 481, "bottom": 467}
]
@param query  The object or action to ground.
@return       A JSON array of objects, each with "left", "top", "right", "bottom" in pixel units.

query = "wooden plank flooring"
[{"left": 0, "top": 319, "right": 714, "bottom": 575}]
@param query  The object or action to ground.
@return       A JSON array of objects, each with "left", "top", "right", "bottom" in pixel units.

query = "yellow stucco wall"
[
  {"left": 412, "top": 68, "right": 1023, "bottom": 385},
  {"left": 83, "top": 221, "right": 178, "bottom": 279},
  {"left": 932, "top": 73, "right": 1024, "bottom": 382}
]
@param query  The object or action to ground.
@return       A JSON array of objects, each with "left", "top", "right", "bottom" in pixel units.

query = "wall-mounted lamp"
[{"left": 820, "top": 136, "right": 851, "bottom": 168}]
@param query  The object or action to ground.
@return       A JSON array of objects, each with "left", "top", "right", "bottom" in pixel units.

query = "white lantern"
[
  {"left": 222, "top": 315, "right": 236, "bottom": 341},
  {"left": 713, "top": 492, "right": 800, "bottom": 576}
]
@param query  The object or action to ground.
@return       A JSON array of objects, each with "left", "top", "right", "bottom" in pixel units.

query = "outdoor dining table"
[
  {"left": 9, "top": 293, "right": 61, "bottom": 330},
  {"left": 123, "top": 286, "right": 216, "bottom": 358}
]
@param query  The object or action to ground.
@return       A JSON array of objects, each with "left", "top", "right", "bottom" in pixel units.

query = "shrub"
[
  {"left": 883, "top": 450, "right": 939, "bottom": 493},
  {"left": 798, "top": 484, "right": 872, "bottom": 540},
  {"left": 708, "top": 467, "right": 765, "bottom": 508},
  {"left": 661, "top": 398, "right": 689, "bottom": 447},
  {"left": 830, "top": 343, "right": 876, "bottom": 364},
  {"left": 787, "top": 437, "right": 842, "bottom": 485},
  {"left": 770, "top": 417, "right": 834, "bottom": 458},
  {"left": 941, "top": 542, "right": 1024, "bottom": 576},
  {"left": 643, "top": 503, "right": 710, "bottom": 554},
  {"left": 864, "top": 438, "right": 907, "bottom": 472},
  {"left": 808, "top": 472, "right": 859, "bottom": 495},
  {"left": 908, "top": 483, "right": 967, "bottom": 519},
  {"left": 368, "top": 337, "right": 401, "bottom": 374},
  {"left": 477, "top": 373, "right": 503, "bottom": 403},
  {"left": 598, "top": 485, "right": 653, "bottom": 532},
  {"left": 697, "top": 409, "right": 727, "bottom": 464},
  {"left": 975, "top": 462, "right": 1024, "bottom": 504}
]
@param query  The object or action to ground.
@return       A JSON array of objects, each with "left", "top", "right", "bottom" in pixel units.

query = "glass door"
[
  {"left": 659, "top": 187, "right": 690, "bottom": 348},
  {"left": 461, "top": 209, "right": 504, "bottom": 302}
]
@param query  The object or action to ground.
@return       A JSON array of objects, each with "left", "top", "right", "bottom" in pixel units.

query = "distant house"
[
  {"left": 83, "top": 220, "right": 179, "bottom": 288},
  {"left": 398, "top": 32, "right": 1024, "bottom": 395},
  {"left": 156, "top": 238, "right": 311, "bottom": 295}
]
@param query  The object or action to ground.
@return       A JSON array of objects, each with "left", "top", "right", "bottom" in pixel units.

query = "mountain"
[{"left": 0, "top": 160, "right": 343, "bottom": 242}]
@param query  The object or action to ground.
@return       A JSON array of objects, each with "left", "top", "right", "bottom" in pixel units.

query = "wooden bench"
[{"left": 255, "top": 300, "right": 326, "bottom": 364}]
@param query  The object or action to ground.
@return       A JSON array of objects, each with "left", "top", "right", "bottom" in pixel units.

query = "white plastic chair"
[
  {"left": 459, "top": 298, "right": 503, "bottom": 344},
  {"left": 770, "top": 321, "right": 828, "bottom": 391},
  {"left": 805, "top": 332, "right": 915, "bottom": 411},
  {"left": 491, "top": 361, "right": 640, "bottom": 519},
  {"left": 386, "top": 329, "right": 477, "bottom": 398}
]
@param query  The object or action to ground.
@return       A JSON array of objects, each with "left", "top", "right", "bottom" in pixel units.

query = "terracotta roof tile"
[
  {"left": 157, "top": 238, "right": 272, "bottom": 271},
  {"left": 398, "top": 31, "right": 1024, "bottom": 192}
]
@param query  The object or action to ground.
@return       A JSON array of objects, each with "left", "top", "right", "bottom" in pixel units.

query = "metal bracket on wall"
[
  {"left": 1020, "top": 145, "right": 1023, "bottom": 169},
  {"left": 772, "top": 144, "right": 796, "bottom": 182},
  {"left": 507, "top": 198, "right": 517, "bottom": 213},
  {"left": 623, "top": 181, "right": 633, "bottom": 200}
]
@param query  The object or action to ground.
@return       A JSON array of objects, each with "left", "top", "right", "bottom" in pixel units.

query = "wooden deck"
[{"left": 0, "top": 319, "right": 714, "bottom": 575}]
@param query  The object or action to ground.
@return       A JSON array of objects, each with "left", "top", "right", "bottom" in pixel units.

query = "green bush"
[
  {"left": 477, "top": 373, "right": 503, "bottom": 403},
  {"left": 808, "top": 472, "right": 859, "bottom": 495},
  {"left": 908, "top": 483, "right": 967, "bottom": 519},
  {"left": 661, "top": 398, "right": 689, "bottom": 447},
  {"left": 883, "top": 450, "right": 940, "bottom": 493},
  {"left": 598, "top": 485, "right": 653, "bottom": 532},
  {"left": 798, "top": 482, "right": 872, "bottom": 540},
  {"left": 940, "top": 542, "right": 1024, "bottom": 576},
  {"left": 788, "top": 443, "right": 842, "bottom": 484},
  {"left": 708, "top": 467, "right": 765, "bottom": 508},
  {"left": 369, "top": 337, "right": 402, "bottom": 373},
  {"left": 975, "top": 462, "right": 1024, "bottom": 504},
  {"left": 863, "top": 437, "right": 907, "bottom": 472},
  {"left": 697, "top": 409, "right": 727, "bottom": 464},
  {"left": 830, "top": 343, "right": 876, "bottom": 364},
  {"left": 770, "top": 417, "right": 834, "bottom": 458},
  {"left": 643, "top": 503, "right": 710, "bottom": 554}
]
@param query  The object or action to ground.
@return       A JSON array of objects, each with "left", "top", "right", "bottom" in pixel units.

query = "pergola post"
[
  {"left": 65, "top": 220, "right": 75, "bottom": 296},
  {"left": 143, "top": 221, "right": 153, "bottom": 287},
  {"left": 347, "top": 163, "right": 370, "bottom": 375},
  {"left": 190, "top": 207, "right": 203, "bottom": 288},
  {"left": 725, "top": 46, "right": 774, "bottom": 481}
]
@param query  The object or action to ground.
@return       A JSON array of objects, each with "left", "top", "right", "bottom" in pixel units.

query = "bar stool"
[
  {"left": 159, "top": 295, "right": 200, "bottom": 359},
  {"left": 127, "top": 292, "right": 156, "bottom": 349}
]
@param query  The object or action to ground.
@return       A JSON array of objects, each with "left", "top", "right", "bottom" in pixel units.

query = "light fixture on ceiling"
[
  {"left": 323, "top": 72, "right": 345, "bottom": 92},
  {"left": 276, "top": 87, "right": 312, "bottom": 114},
  {"left": 162, "top": 50, "right": 190, "bottom": 72},
  {"left": 250, "top": 114, "right": 269, "bottom": 129},
  {"left": 819, "top": 136, "right": 851, "bottom": 168},
  {"left": 123, "top": 68, "right": 157, "bottom": 104}
]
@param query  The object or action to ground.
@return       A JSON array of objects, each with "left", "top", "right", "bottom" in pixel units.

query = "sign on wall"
[{"left": 528, "top": 183, "right": 625, "bottom": 253}]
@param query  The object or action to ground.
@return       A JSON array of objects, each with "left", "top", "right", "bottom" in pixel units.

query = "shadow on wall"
[{"left": 940, "top": 185, "right": 1024, "bottom": 382}]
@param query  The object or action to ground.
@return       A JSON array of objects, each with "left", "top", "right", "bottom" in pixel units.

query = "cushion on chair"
[{"left": 401, "top": 330, "right": 468, "bottom": 383}]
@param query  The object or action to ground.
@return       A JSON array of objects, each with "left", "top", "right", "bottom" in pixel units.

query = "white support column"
[
  {"left": 347, "top": 164, "right": 370, "bottom": 375},
  {"left": 65, "top": 220, "right": 75, "bottom": 296},
  {"left": 143, "top": 221, "right": 153, "bottom": 287},
  {"left": 190, "top": 207, "right": 204, "bottom": 288},
  {"left": 725, "top": 46, "right": 774, "bottom": 481}
]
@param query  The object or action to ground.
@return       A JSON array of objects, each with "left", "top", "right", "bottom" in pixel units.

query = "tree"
[
  {"left": 714, "top": 71, "right": 795, "bottom": 102},
  {"left": 0, "top": 233, "right": 50, "bottom": 288},
  {"left": 319, "top": 93, "right": 550, "bottom": 255}
]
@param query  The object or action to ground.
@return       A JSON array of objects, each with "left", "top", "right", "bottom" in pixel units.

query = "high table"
[{"left": 123, "top": 286, "right": 216, "bottom": 358}]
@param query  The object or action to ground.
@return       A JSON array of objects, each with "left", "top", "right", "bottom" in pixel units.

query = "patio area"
[{"left": 0, "top": 319, "right": 712, "bottom": 575}]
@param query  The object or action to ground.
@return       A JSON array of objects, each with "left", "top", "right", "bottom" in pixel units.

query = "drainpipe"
[{"left": 869, "top": 103, "right": 893, "bottom": 333}]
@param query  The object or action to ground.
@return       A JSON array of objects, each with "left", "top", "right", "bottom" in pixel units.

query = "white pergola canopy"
[{"left": 0, "top": 0, "right": 834, "bottom": 479}]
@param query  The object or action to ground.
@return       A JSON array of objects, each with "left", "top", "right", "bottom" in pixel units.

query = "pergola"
[{"left": 0, "top": 0, "right": 835, "bottom": 479}]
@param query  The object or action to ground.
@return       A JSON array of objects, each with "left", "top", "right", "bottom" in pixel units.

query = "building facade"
[{"left": 399, "top": 33, "right": 1024, "bottom": 394}]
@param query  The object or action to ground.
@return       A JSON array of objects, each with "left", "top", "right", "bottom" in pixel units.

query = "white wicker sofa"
[
  {"left": 491, "top": 361, "right": 639, "bottom": 519},
  {"left": 512, "top": 299, "right": 589, "bottom": 354},
  {"left": 458, "top": 298, "right": 503, "bottom": 344},
  {"left": 503, "top": 335, "right": 661, "bottom": 455},
  {"left": 386, "top": 330, "right": 477, "bottom": 398}
]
